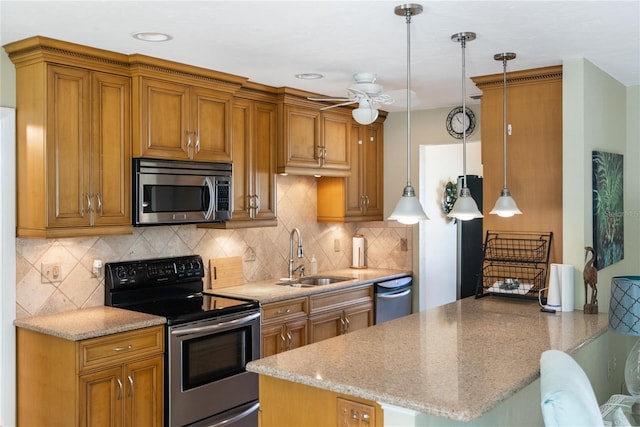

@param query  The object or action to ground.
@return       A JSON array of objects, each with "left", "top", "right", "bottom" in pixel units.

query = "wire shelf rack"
[{"left": 476, "top": 231, "right": 553, "bottom": 300}]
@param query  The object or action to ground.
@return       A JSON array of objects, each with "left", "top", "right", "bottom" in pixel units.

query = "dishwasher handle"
[
  {"left": 376, "top": 276, "right": 412, "bottom": 290},
  {"left": 377, "top": 288, "right": 411, "bottom": 299}
]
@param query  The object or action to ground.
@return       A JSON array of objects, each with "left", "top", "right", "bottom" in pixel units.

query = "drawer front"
[
  {"left": 262, "top": 297, "right": 308, "bottom": 322},
  {"left": 310, "top": 285, "right": 373, "bottom": 313},
  {"left": 78, "top": 325, "right": 164, "bottom": 372}
]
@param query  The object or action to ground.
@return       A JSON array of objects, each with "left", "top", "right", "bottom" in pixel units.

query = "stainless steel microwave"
[{"left": 133, "top": 158, "right": 232, "bottom": 226}]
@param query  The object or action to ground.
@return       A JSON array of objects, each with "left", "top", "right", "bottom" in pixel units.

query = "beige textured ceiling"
[{"left": 1, "top": 1, "right": 638, "bottom": 111}]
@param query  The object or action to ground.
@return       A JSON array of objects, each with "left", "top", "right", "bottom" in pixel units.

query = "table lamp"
[{"left": 609, "top": 276, "right": 640, "bottom": 397}]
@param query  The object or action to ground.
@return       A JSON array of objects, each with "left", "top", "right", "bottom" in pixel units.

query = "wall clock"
[{"left": 446, "top": 106, "right": 476, "bottom": 139}]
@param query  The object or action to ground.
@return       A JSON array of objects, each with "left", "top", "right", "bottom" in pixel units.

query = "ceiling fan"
[{"left": 308, "top": 72, "right": 394, "bottom": 125}]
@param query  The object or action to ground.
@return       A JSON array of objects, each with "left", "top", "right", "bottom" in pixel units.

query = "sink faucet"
[{"left": 289, "top": 228, "right": 304, "bottom": 280}]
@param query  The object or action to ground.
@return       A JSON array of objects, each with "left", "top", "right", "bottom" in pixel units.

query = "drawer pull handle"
[
  {"left": 113, "top": 344, "right": 133, "bottom": 352},
  {"left": 117, "top": 378, "right": 123, "bottom": 400},
  {"left": 128, "top": 375, "right": 134, "bottom": 397}
]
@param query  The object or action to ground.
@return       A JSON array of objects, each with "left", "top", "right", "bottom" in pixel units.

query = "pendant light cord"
[
  {"left": 460, "top": 36, "right": 468, "bottom": 189},
  {"left": 405, "top": 12, "right": 413, "bottom": 189},
  {"left": 502, "top": 56, "right": 508, "bottom": 189}
]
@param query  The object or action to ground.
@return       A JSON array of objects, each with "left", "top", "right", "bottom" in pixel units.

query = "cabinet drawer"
[
  {"left": 262, "top": 297, "right": 308, "bottom": 322},
  {"left": 309, "top": 285, "right": 373, "bottom": 313},
  {"left": 78, "top": 325, "right": 164, "bottom": 372}
]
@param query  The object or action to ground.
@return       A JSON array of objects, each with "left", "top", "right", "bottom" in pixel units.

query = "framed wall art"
[{"left": 592, "top": 150, "right": 624, "bottom": 269}]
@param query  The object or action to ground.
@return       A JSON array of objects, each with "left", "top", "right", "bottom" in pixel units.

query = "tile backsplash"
[{"left": 15, "top": 175, "right": 412, "bottom": 318}]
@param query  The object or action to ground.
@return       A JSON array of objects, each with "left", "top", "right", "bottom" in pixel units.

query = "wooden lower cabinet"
[
  {"left": 261, "top": 297, "right": 308, "bottom": 357},
  {"left": 309, "top": 285, "right": 374, "bottom": 344},
  {"left": 259, "top": 375, "right": 382, "bottom": 427},
  {"left": 17, "top": 325, "right": 164, "bottom": 427}
]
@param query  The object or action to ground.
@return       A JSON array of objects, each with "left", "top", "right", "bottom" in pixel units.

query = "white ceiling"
[{"left": 1, "top": 1, "right": 639, "bottom": 112}]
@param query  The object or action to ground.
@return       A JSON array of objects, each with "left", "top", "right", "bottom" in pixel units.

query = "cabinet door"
[
  {"left": 190, "top": 86, "right": 233, "bottom": 162},
  {"left": 91, "top": 72, "right": 131, "bottom": 227},
  {"left": 344, "top": 302, "right": 373, "bottom": 334},
  {"left": 308, "top": 310, "right": 344, "bottom": 344},
  {"left": 79, "top": 366, "right": 123, "bottom": 427},
  {"left": 229, "top": 99, "right": 252, "bottom": 222},
  {"left": 360, "top": 123, "right": 383, "bottom": 218},
  {"left": 285, "top": 317, "right": 308, "bottom": 351},
  {"left": 251, "top": 101, "right": 277, "bottom": 221},
  {"left": 261, "top": 323, "right": 285, "bottom": 357},
  {"left": 124, "top": 356, "right": 163, "bottom": 427},
  {"left": 137, "top": 78, "right": 190, "bottom": 159},
  {"left": 321, "top": 111, "right": 350, "bottom": 171},
  {"left": 282, "top": 105, "right": 321, "bottom": 168},
  {"left": 345, "top": 123, "right": 365, "bottom": 217},
  {"left": 46, "top": 64, "right": 92, "bottom": 228}
]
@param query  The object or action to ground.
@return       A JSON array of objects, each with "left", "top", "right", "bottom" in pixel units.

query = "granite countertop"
[
  {"left": 14, "top": 306, "right": 166, "bottom": 341},
  {"left": 247, "top": 296, "right": 609, "bottom": 422},
  {"left": 205, "top": 268, "right": 411, "bottom": 303}
]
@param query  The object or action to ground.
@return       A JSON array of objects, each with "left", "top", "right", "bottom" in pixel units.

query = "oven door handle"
[
  {"left": 204, "top": 176, "right": 215, "bottom": 220},
  {"left": 208, "top": 401, "right": 260, "bottom": 427},
  {"left": 170, "top": 312, "right": 261, "bottom": 337}
]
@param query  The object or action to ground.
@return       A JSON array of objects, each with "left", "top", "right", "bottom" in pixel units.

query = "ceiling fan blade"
[
  {"left": 308, "top": 97, "right": 353, "bottom": 102},
  {"left": 320, "top": 100, "right": 358, "bottom": 110}
]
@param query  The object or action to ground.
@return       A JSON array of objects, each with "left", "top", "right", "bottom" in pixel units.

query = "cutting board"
[{"left": 209, "top": 256, "right": 244, "bottom": 289}]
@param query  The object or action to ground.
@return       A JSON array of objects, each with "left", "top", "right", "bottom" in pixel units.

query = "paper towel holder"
[{"left": 351, "top": 233, "right": 368, "bottom": 269}]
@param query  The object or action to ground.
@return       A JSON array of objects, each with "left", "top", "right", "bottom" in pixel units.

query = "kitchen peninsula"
[{"left": 247, "top": 297, "right": 611, "bottom": 427}]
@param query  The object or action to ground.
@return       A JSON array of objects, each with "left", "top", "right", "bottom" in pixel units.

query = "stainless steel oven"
[
  {"left": 169, "top": 309, "right": 261, "bottom": 427},
  {"left": 104, "top": 255, "right": 260, "bottom": 427},
  {"left": 133, "top": 158, "right": 232, "bottom": 226}
]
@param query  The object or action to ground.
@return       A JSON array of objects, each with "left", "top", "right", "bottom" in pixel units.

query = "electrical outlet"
[
  {"left": 244, "top": 247, "right": 257, "bottom": 262},
  {"left": 41, "top": 262, "right": 61, "bottom": 283},
  {"left": 92, "top": 259, "right": 103, "bottom": 277},
  {"left": 334, "top": 238, "right": 341, "bottom": 252},
  {"left": 400, "top": 238, "right": 408, "bottom": 252}
]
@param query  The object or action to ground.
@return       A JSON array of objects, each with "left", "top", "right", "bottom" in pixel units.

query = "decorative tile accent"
[{"left": 15, "top": 175, "right": 412, "bottom": 317}]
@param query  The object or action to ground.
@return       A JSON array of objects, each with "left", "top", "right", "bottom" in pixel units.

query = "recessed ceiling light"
[
  {"left": 295, "top": 73, "right": 323, "bottom": 80},
  {"left": 132, "top": 32, "right": 173, "bottom": 42}
]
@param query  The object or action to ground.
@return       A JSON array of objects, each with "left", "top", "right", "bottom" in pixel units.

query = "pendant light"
[
  {"left": 448, "top": 32, "right": 483, "bottom": 221},
  {"left": 388, "top": 3, "right": 429, "bottom": 225},
  {"left": 490, "top": 52, "right": 522, "bottom": 217}
]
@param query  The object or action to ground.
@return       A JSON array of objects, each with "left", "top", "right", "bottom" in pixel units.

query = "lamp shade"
[
  {"left": 448, "top": 187, "right": 483, "bottom": 221},
  {"left": 352, "top": 101, "right": 379, "bottom": 125},
  {"left": 388, "top": 184, "right": 429, "bottom": 224},
  {"left": 489, "top": 189, "right": 522, "bottom": 217},
  {"left": 610, "top": 276, "right": 640, "bottom": 336}
]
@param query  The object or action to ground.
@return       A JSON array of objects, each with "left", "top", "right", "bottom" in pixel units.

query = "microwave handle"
[{"left": 204, "top": 176, "right": 215, "bottom": 220}]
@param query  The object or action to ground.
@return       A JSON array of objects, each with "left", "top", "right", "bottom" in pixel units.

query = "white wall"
[{"left": 419, "top": 142, "right": 482, "bottom": 310}]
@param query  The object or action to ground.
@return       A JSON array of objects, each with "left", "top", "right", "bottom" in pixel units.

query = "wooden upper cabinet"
[
  {"left": 276, "top": 91, "right": 353, "bottom": 177},
  {"left": 134, "top": 77, "right": 232, "bottom": 162},
  {"left": 317, "top": 121, "right": 384, "bottom": 222},
  {"left": 205, "top": 96, "right": 277, "bottom": 229},
  {"left": 472, "top": 66, "right": 563, "bottom": 264},
  {"left": 5, "top": 35, "right": 133, "bottom": 238}
]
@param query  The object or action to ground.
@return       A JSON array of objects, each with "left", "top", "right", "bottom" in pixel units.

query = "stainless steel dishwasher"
[{"left": 374, "top": 276, "right": 412, "bottom": 324}]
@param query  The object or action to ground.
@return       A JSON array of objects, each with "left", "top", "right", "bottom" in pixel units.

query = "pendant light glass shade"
[
  {"left": 448, "top": 32, "right": 482, "bottom": 222},
  {"left": 352, "top": 100, "right": 379, "bottom": 125},
  {"left": 389, "top": 3, "right": 428, "bottom": 224},
  {"left": 490, "top": 52, "right": 521, "bottom": 217}
]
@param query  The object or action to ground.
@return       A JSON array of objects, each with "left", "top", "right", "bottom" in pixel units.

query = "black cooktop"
[{"left": 104, "top": 255, "right": 258, "bottom": 325}]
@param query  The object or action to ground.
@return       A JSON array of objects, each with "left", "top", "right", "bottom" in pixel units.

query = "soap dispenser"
[{"left": 310, "top": 255, "right": 318, "bottom": 275}]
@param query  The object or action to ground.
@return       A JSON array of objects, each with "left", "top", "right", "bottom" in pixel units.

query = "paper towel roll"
[
  {"left": 352, "top": 234, "right": 366, "bottom": 268},
  {"left": 559, "top": 264, "right": 575, "bottom": 312},
  {"left": 547, "top": 264, "right": 561, "bottom": 310}
]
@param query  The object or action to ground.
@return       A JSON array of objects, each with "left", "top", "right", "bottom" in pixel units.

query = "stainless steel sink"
[{"left": 276, "top": 275, "right": 354, "bottom": 287}]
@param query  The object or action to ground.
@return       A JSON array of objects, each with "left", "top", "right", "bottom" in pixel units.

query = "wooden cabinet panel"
[
  {"left": 207, "top": 98, "right": 277, "bottom": 228},
  {"left": 343, "top": 302, "right": 373, "bottom": 334},
  {"left": 79, "top": 366, "right": 123, "bottom": 427},
  {"left": 261, "top": 297, "right": 308, "bottom": 357},
  {"left": 283, "top": 105, "right": 321, "bottom": 169},
  {"left": 262, "top": 298, "right": 307, "bottom": 321},
  {"left": 308, "top": 310, "right": 344, "bottom": 343},
  {"left": 137, "top": 78, "right": 190, "bottom": 159},
  {"left": 321, "top": 111, "right": 350, "bottom": 170},
  {"left": 317, "top": 121, "right": 384, "bottom": 222},
  {"left": 136, "top": 78, "right": 232, "bottom": 162},
  {"left": 124, "top": 356, "right": 163, "bottom": 427},
  {"left": 91, "top": 72, "right": 131, "bottom": 227},
  {"left": 17, "top": 326, "right": 163, "bottom": 427},
  {"left": 46, "top": 64, "right": 91, "bottom": 228}
]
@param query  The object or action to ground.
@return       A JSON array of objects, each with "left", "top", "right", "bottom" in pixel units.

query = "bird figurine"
[{"left": 583, "top": 246, "right": 598, "bottom": 314}]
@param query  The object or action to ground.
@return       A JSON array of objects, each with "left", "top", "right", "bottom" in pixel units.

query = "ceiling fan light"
[
  {"left": 490, "top": 188, "right": 522, "bottom": 217},
  {"left": 448, "top": 187, "right": 483, "bottom": 221},
  {"left": 388, "top": 185, "right": 429, "bottom": 224},
  {"left": 352, "top": 106, "right": 378, "bottom": 125}
]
